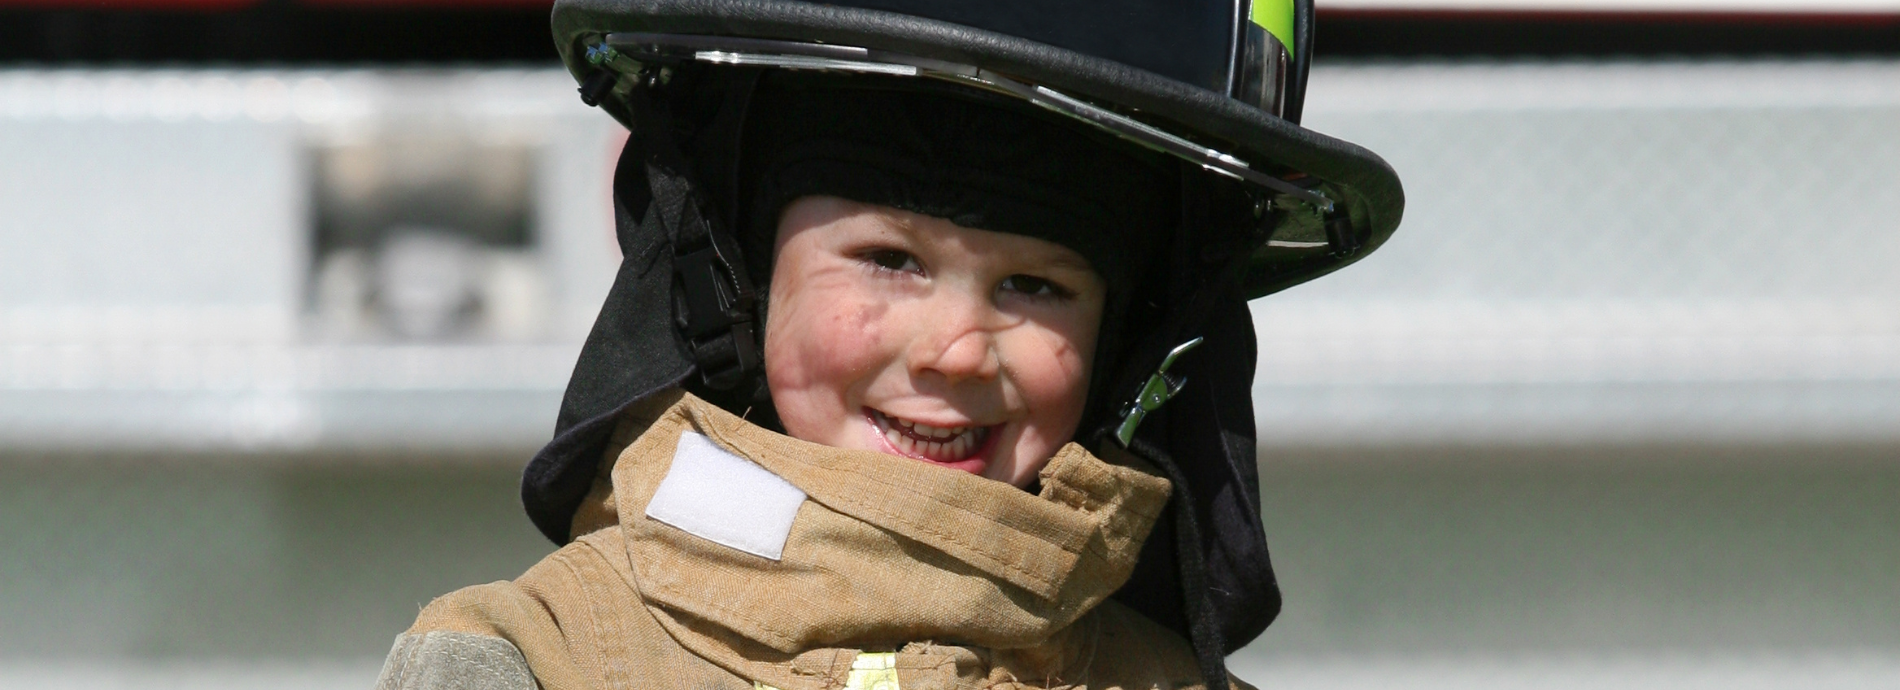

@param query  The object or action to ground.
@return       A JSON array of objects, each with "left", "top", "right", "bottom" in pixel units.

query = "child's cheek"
[
  {"left": 1019, "top": 329, "right": 1090, "bottom": 408},
  {"left": 1002, "top": 320, "right": 1095, "bottom": 448},
  {"left": 766, "top": 289, "right": 891, "bottom": 406},
  {"left": 807, "top": 297, "right": 890, "bottom": 382}
]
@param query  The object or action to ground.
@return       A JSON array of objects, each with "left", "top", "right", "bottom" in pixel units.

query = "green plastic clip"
[{"left": 1113, "top": 337, "right": 1203, "bottom": 447}]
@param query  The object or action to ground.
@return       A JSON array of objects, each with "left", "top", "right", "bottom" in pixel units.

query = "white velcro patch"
[{"left": 644, "top": 431, "right": 807, "bottom": 561}]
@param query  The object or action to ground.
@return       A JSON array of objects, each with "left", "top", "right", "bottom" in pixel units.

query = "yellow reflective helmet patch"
[
  {"left": 1250, "top": 0, "right": 1296, "bottom": 53},
  {"left": 756, "top": 652, "right": 899, "bottom": 690}
]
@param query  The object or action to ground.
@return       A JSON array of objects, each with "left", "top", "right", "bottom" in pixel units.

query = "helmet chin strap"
[
  {"left": 1097, "top": 187, "right": 1282, "bottom": 690},
  {"left": 1099, "top": 295, "right": 1235, "bottom": 690},
  {"left": 1100, "top": 290, "right": 1240, "bottom": 690},
  {"left": 621, "top": 71, "right": 769, "bottom": 398},
  {"left": 1117, "top": 430, "right": 1232, "bottom": 690},
  {"left": 1107, "top": 185, "right": 1275, "bottom": 449}
]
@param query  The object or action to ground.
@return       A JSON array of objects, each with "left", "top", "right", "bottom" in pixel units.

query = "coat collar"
[{"left": 599, "top": 390, "right": 1170, "bottom": 685}]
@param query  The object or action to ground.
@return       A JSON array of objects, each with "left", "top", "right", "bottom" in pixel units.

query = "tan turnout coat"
[{"left": 375, "top": 390, "right": 1246, "bottom": 690}]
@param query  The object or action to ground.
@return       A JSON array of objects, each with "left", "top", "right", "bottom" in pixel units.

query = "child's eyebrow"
[{"left": 882, "top": 210, "right": 920, "bottom": 236}]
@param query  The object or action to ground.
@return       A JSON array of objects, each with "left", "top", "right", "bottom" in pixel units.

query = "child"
[{"left": 376, "top": 2, "right": 1403, "bottom": 689}]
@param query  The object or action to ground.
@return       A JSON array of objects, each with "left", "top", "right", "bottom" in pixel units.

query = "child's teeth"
[{"left": 872, "top": 410, "right": 991, "bottom": 461}]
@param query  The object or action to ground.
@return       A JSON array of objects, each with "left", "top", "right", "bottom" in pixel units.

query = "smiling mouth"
[{"left": 866, "top": 408, "right": 996, "bottom": 464}]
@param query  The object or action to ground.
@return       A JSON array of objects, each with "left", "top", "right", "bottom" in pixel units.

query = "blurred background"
[{"left": 2, "top": 0, "right": 1897, "bottom": 688}]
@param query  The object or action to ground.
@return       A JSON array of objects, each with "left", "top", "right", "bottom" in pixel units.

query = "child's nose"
[{"left": 909, "top": 307, "right": 1001, "bottom": 384}]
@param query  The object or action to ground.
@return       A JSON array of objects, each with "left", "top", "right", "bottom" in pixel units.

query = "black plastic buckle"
[{"left": 674, "top": 242, "right": 759, "bottom": 390}]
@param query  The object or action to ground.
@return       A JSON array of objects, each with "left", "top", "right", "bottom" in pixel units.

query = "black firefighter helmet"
[{"left": 526, "top": 0, "right": 1404, "bottom": 685}]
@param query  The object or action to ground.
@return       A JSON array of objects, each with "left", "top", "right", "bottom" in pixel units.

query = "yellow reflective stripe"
[
  {"left": 755, "top": 652, "right": 899, "bottom": 690},
  {"left": 846, "top": 652, "right": 899, "bottom": 690},
  {"left": 1250, "top": 0, "right": 1296, "bottom": 53}
]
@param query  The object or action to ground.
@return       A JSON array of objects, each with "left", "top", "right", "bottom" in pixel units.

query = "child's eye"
[
  {"left": 860, "top": 249, "right": 922, "bottom": 275},
  {"left": 1000, "top": 274, "right": 1074, "bottom": 300}
]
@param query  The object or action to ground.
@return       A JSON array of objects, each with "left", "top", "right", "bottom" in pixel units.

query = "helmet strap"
[
  {"left": 623, "top": 75, "right": 766, "bottom": 395},
  {"left": 1099, "top": 261, "right": 1248, "bottom": 690},
  {"left": 1098, "top": 184, "right": 1282, "bottom": 689},
  {"left": 1125, "top": 432, "right": 1232, "bottom": 690},
  {"left": 1105, "top": 187, "right": 1273, "bottom": 448}
]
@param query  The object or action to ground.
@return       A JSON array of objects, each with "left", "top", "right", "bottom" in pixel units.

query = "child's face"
[{"left": 764, "top": 196, "right": 1107, "bottom": 487}]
